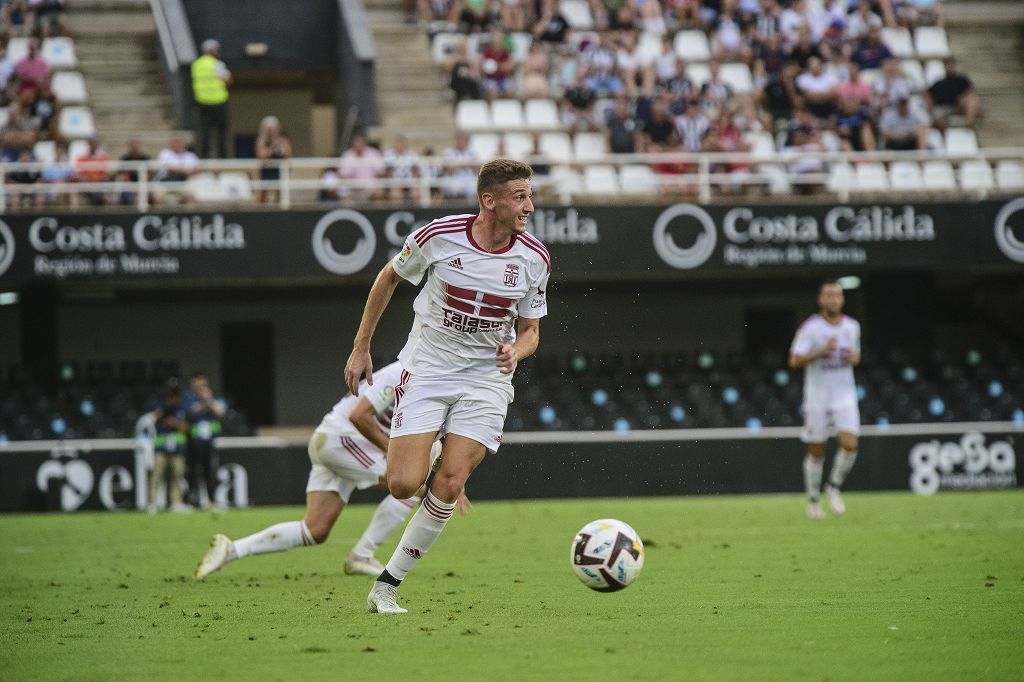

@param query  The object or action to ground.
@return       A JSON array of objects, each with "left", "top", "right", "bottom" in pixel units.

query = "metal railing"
[{"left": 1, "top": 147, "right": 1021, "bottom": 213}]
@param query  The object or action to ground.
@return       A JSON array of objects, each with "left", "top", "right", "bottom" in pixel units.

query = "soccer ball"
[{"left": 570, "top": 519, "right": 645, "bottom": 592}]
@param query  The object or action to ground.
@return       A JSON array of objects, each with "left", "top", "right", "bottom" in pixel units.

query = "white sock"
[
  {"left": 233, "top": 521, "right": 315, "bottom": 559},
  {"left": 829, "top": 449, "right": 858, "bottom": 488},
  {"left": 804, "top": 455, "right": 823, "bottom": 502},
  {"left": 351, "top": 495, "right": 419, "bottom": 558},
  {"left": 383, "top": 491, "right": 454, "bottom": 581}
]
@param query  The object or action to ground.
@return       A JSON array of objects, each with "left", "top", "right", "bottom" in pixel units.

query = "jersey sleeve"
[
  {"left": 364, "top": 381, "right": 397, "bottom": 416},
  {"left": 790, "top": 323, "right": 814, "bottom": 357},
  {"left": 850, "top": 320, "right": 861, "bottom": 355},
  {"left": 517, "top": 268, "right": 549, "bottom": 319},
  {"left": 392, "top": 230, "right": 433, "bottom": 285}
]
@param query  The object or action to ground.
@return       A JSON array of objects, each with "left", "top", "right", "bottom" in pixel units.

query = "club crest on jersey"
[
  {"left": 398, "top": 241, "right": 412, "bottom": 263},
  {"left": 503, "top": 264, "right": 520, "bottom": 287}
]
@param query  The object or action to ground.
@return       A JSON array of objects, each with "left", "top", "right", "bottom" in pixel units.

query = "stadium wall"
[{"left": 1, "top": 424, "right": 1018, "bottom": 512}]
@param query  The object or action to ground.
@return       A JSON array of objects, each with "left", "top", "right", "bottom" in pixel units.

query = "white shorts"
[
  {"left": 390, "top": 373, "right": 512, "bottom": 454},
  {"left": 305, "top": 430, "right": 386, "bottom": 503},
  {"left": 801, "top": 402, "right": 861, "bottom": 443}
]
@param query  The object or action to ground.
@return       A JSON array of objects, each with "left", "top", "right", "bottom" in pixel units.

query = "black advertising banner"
[
  {"left": 0, "top": 199, "right": 1022, "bottom": 286},
  {"left": 0, "top": 427, "right": 1018, "bottom": 512}
]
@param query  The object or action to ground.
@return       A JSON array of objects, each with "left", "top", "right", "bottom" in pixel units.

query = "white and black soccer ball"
[{"left": 570, "top": 519, "right": 645, "bottom": 592}]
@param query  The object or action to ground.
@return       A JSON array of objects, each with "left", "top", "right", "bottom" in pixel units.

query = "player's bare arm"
[
  {"left": 345, "top": 262, "right": 403, "bottom": 394},
  {"left": 788, "top": 336, "right": 836, "bottom": 369},
  {"left": 497, "top": 317, "right": 540, "bottom": 374},
  {"left": 348, "top": 396, "right": 391, "bottom": 453}
]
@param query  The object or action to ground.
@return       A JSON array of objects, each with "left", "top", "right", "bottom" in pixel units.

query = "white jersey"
[
  {"left": 392, "top": 214, "right": 550, "bottom": 383},
  {"left": 317, "top": 361, "right": 404, "bottom": 441},
  {"left": 790, "top": 314, "right": 860, "bottom": 406}
]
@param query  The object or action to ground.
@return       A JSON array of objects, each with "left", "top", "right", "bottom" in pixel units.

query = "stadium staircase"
[
  {"left": 65, "top": 0, "right": 181, "bottom": 157},
  {"left": 362, "top": 0, "right": 456, "bottom": 151},
  {"left": 946, "top": 0, "right": 1024, "bottom": 145}
]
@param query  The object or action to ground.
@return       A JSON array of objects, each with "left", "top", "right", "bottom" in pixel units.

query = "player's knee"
[
  {"left": 386, "top": 472, "right": 420, "bottom": 500},
  {"left": 429, "top": 470, "right": 466, "bottom": 503},
  {"left": 306, "top": 521, "right": 332, "bottom": 544}
]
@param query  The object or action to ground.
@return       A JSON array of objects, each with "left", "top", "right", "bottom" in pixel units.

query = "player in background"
[
  {"left": 345, "top": 159, "right": 549, "bottom": 614},
  {"left": 788, "top": 280, "right": 861, "bottom": 519},
  {"left": 194, "top": 361, "right": 468, "bottom": 580}
]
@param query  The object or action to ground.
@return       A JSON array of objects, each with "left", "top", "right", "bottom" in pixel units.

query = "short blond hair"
[{"left": 477, "top": 159, "right": 533, "bottom": 200}]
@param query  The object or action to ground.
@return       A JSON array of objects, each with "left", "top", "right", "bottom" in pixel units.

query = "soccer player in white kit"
[
  {"left": 344, "top": 159, "right": 549, "bottom": 614},
  {"left": 788, "top": 280, "right": 861, "bottom": 519},
  {"left": 193, "top": 361, "right": 464, "bottom": 580}
]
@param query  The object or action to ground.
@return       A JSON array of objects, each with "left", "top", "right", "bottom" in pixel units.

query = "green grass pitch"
[{"left": 2, "top": 490, "right": 1022, "bottom": 680}]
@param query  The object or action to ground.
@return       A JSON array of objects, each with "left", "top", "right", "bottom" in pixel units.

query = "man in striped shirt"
[
  {"left": 345, "top": 159, "right": 550, "bottom": 614},
  {"left": 194, "top": 361, "right": 467, "bottom": 580}
]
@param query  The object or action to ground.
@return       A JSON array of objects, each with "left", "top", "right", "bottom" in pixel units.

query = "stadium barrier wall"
[
  {"left": 1, "top": 199, "right": 1023, "bottom": 286},
  {"left": 0, "top": 423, "right": 1018, "bottom": 512}
]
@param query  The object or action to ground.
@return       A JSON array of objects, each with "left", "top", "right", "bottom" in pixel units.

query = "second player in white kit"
[{"left": 789, "top": 280, "right": 862, "bottom": 519}]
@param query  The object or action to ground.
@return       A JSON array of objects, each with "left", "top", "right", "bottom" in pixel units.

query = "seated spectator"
[
  {"left": 872, "top": 57, "right": 911, "bottom": 114},
  {"left": 24, "top": 0, "right": 71, "bottom": 38},
  {"left": 318, "top": 165, "right": 342, "bottom": 203},
  {"left": 832, "top": 94, "right": 876, "bottom": 151},
  {"left": 561, "top": 69, "right": 600, "bottom": 132},
  {"left": 256, "top": 115, "right": 292, "bottom": 205},
  {"left": 0, "top": 40, "right": 15, "bottom": 105},
  {"left": 40, "top": 140, "right": 76, "bottom": 206},
  {"left": 589, "top": 0, "right": 637, "bottom": 31},
  {"left": 660, "top": 56, "right": 695, "bottom": 103},
  {"left": 531, "top": 0, "right": 569, "bottom": 43},
  {"left": 13, "top": 37, "right": 49, "bottom": 96},
  {"left": 634, "top": 0, "right": 667, "bottom": 35},
  {"left": 782, "top": 108, "right": 830, "bottom": 180},
  {"left": 116, "top": 135, "right": 150, "bottom": 206},
  {"left": 836, "top": 60, "right": 873, "bottom": 108},
  {"left": 897, "top": 0, "right": 944, "bottom": 29},
  {"left": 637, "top": 92, "right": 679, "bottom": 151},
  {"left": 604, "top": 94, "right": 641, "bottom": 153},
  {"left": 674, "top": 97, "right": 710, "bottom": 152},
  {"left": 753, "top": 31, "right": 791, "bottom": 116},
  {"left": 155, "top": 135, "right": 198, "bottom": 182},
  {"left": 446, "top": 38, "right": 482, "bottom": 102},
  {"left": 925, "top": 57, "right": 981, "bottom": 130},
  {"left": 787, "top": 25, "right": 823, "bottom": 72},
  {"left": 74, "top": 134, "right": 110, "bottom": 205},
  {"left": 581, "top": 30, "right": 624, "bottom": 96},
  {"left": 704, "top": 112, "right": 752, "bottom": 195},
  {"left": 1, "top": 102, "right": 39, "bottom": 160},
  {"left": 615, "top": 30, "right": 649, "bottom": 98},
  {"left": 699, "top": 61, "right": 734, "bottom": 119},
  {"left": 795, "top": 56, "right": 839, "bottom": 120},
  {"left": 845, "top": 0, "right": 882, "bottom": 40},
  {"left": 819, "top": 18, "right": 847, "bottom": 62},
  {"left": 7, "top": 147, "right": 42, "bottom": 209},
  {"left": 417, "top": 0, "right": 457, "bottom": 27},
  {"left": 779, "top": 0, "right": 810, "bottom": 50},
  {"left": 711, "top": 7, "right": 752, "bottom": 63},
  {"left": 878, "top": 96, "right": 928, "bottom": 150},
  {"left": 667, "top": 0, "right": 708, "bottom": 30},
  {"left": 499, "top": 0, "right": 529, "bottom": 32},
  {"left": 518, "top": 39, "right": 551, "bottom": 98},
  {"left": 337, "top": 133, "right": 386, "bottom": 203},
  {"left": 28, "top": 75, "right": 59, "bottom": 140},
  {"left": 383, "top": 133, "right": 420, "bottom": 201},
  {"left": 441, "top": 132, "right": 478, "bottom": 199},
  {"left": 851, "top": 25, "right": 893, "bottom": 72},
  {"left": 455, "top": 0, "right": 491, "bottom": 32},
  {"left": 480, "top": 29, "right": 514, "bottom": 100}
]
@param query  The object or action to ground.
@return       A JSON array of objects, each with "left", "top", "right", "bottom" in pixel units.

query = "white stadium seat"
[
  {"left": 583, "top": 165, "right": 619, "bottom": 193},
  {"left": 0, "top": 107, "right": 9, "bottom": 129},
  {"left": 637, "top": 30, "right": 663, "bottom": 61},
  {"left": 720, "top": 63, "right": 754, "bottom": 93},
  {"left": 922, "top": 160, "right": 956, "bottom": 190},
  {"left": 42, "top": 37, "right": 78, "bottom": 69},
  {"left": 539, "top": 132, "right": 572, "bottom": 162},
  {"left": 559, "top": 0, "right": 594, "bottom": 29},
  {"left": 995, "top": 160, "right": 1024, "bottom": 190},
  {"left": 685, "top": 63, "right": 711, "bottom": 88},
  {"left": 491, "top": 99, "right": 525, "bottom": 130},
  {"left": 924, "top": 59, "right": 945, "bottom": 87},
  {"left": 33, "top": 140, "right": 57, "bottom": 164},
  {"left": 573, "top": 131, "right": 605, "bottom": 162},
  {"left": 524, "top": 99, "right": 561, "bottom": 130},
  {"left": 945, "top": 127, "right": 979, "bottom": 155},
  {"left": 187, "top": 172, "right": 227, "bottom": 203},
  {"left": 68, "top": 139, "right": 90, "bottom": 163},
  {"left": 468, "top": 132, "right": 500, "bottom": 160},
  {"left": 508, "top": 32, "right": 532, "bottom": 61},
  {"left": 901, "top": 60, "right": 925, "bottom": 92},
  {"left": 455, "top": 99, "right": 491, "bottom": 131},
  {"left": 855, "top": 162, "right": 889, "bottom": 191},
  {"left": 51, "top": 71, "right": 88, "bottom": 103},
  {"left": 827, "top": 162, "right": 855, "bottom": 194},
  {"left": 550, "top": 164, "right": 584, "bottom": 193},
  {"left": 760, "top": 164, "right": 792, "bottom": 195},
  {"left": 431, "top": 33, "right": 462, "bottom": 63},
  {"left": 889, "top": 161, "right": 923, "bottom": 190},
  {"left": 619, "top": 164, "right": 657, "bottom": 194},
  {"left": 958, "top": 159, "right": 994, "bottom": 191},
  {"left": 926, "top": 127, "right": 944, "bottom": 152},
  {"left": 674, "top": 30, "right": 712, "bottom": 62},
  {"left": 881, "top": 27, "right": 915, "bottom": 58},
  {"left": 503, "top": 132, "right": 534, "bottom": 160},
  {"left": 59, "top": 106, "right": 96, "bottom": 139},
  {"left": 914, "top": 27, "right": 951, "bottom": 59},
  {"left": 743, "top": 131, "right": 776, "bottom": 160},
  {"left": 219, "top": 172, "right": 254, "bottom": 201},
  {"left": 5, "top": 37, "right": 29, "bottom": 64}
]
